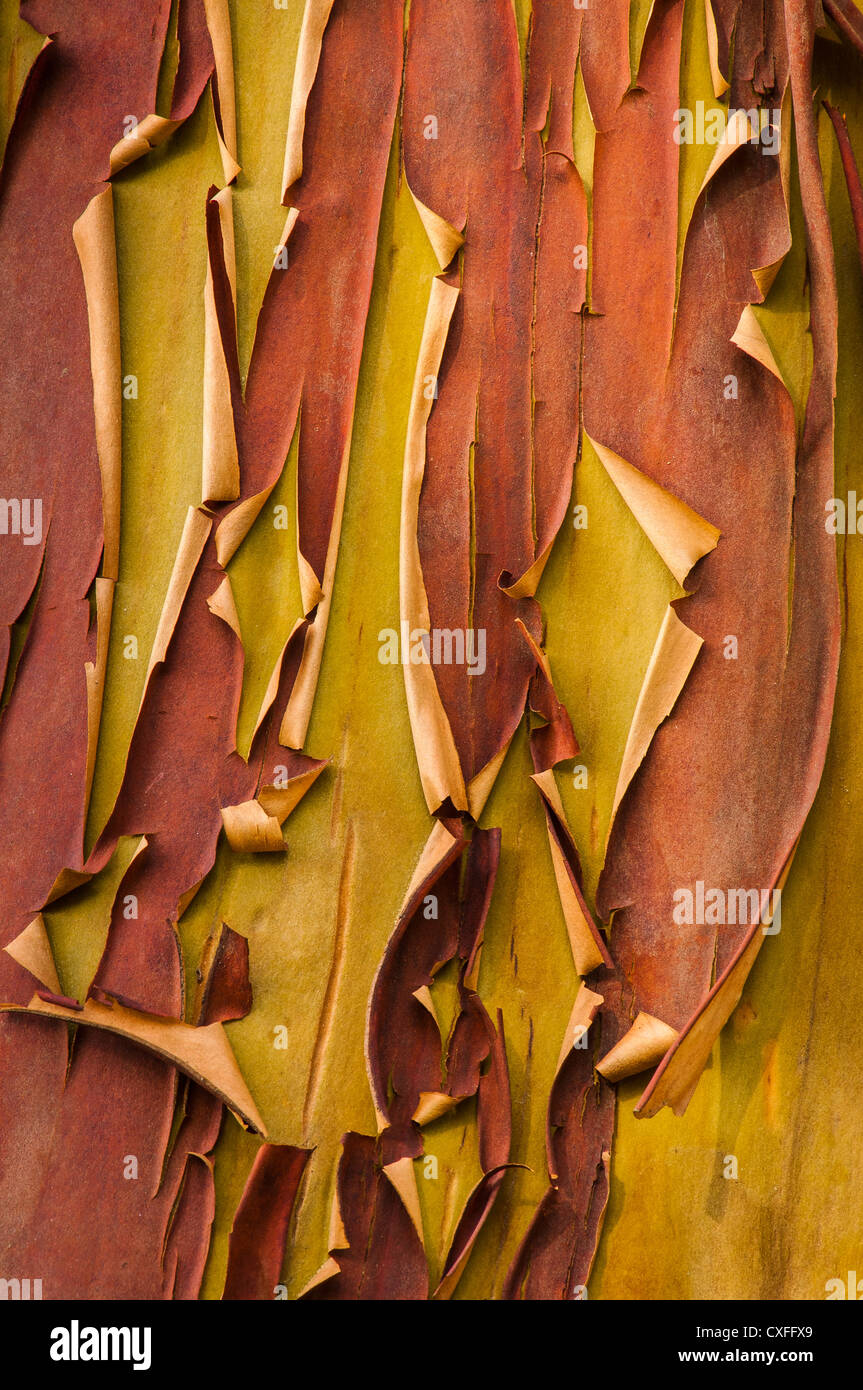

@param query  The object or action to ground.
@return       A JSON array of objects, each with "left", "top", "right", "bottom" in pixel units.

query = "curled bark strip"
[
  {"left": 399, "top": 276, "right": 467, "bottom": 814},
  {"left": 823, "top": 0, "right": 863, "bottom": 58},
  {"left": 170, "top": 0, "right": 216, "bottom": 122},
  {"left": 0, "top": 992, "right": 266, "bottom": 1134},
  {"left": 195, "top": 922, "right": 252, "bottom": 1025},
  {"left": 824, "top": 100, "right": 863, "bottom": 268},
  {"left": 366, "top": 822, "right": 499, "bottom": 1139},
  {"left": 3, "top": 913, "right": 60, "bottom": 994},
  {"left": 588, "top": 3, "right": 835, "bottom": 1078},
  {"left": 202, "top": 185, "right": 240, "bottom": 505},
  {"left": 199, "top": 0, "right": 238, "bottom": 184},
  {"left": 503, "top": 979, "right": 620, "bottom": 1300},
  {"left": 108, "top": 0, "right": 215, "bottom": 174},
  {"left": 312, "top": 826, "right": 512, "bottom": 1298},
  {"left": 281, "top": 0, "right": 335, "bottom": 200},
  {"left": 162, "top": 1150, "right": 217, "bottom": 1300},
  {"left": 636, "top": 842, "right": 796, "bottom": 1117},
  {"left": 633, "top": 0, "right": 840, "bottom": 1115},
  {"left": 299, "top": 1133, "right": 429, "bottom": 1300},
  {"left": 433, "top": 1014, "right": 513, "bottom": 1300},
  {"left": 433, "top": 1166, "right": 507, "bottom": 1300},
  {"left": 0, "top": 31, "right": 53, "bottom": 187},
  {"left": 72, "top": 188, "right": 122, "bottom": 583},
  {"left": 705, "top": 0, "right": 731, "bottom": 96},
  {"left": 596, "top": 1011, "right": 678, "bottom": 1082},
  {"left": 518, "top": 621, "right": 612, "bottom": 977}
]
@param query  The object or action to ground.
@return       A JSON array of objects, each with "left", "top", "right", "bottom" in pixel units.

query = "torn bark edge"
[
  {"left": 281, "top": 0, "right": 336, "bottom": 201},
  {"left": 400, "top": 277, "right": 469, "bottom": 813},
  {"left": 516, "top": 620, "right": 612, "bottom": 977},
  {"left": 364, "top": 820, "right": 468, "bottom": 1130},
  {"left": 202, "top": 186, "right": 240, "bottom": 505},
  {"left": 635, "top": 838, "right": 798, "bottom": 1117},
  {"left": 73, "top": 188, "right": 122, "bottom": 824},
  {"left": 0, "top": 992, "right": 266, "bottom": 1133}
]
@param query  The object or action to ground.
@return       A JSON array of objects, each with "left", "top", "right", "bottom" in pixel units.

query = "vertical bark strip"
[{"left": 222, "top": 1144, "right": 311, "bottom": 1300}]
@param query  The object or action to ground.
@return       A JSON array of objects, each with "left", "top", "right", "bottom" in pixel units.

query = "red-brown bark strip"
[
  {"left": 403, "top": 0, "right": 541, "bottom": 787},
  {"left": 4, "top": 1030, "right": 224, "bottom": 1298},
  {"left": 161, "top": 1148, "right": 217, "bottom": 1300},
  {"left": 503, "top": 985, "right": 619, "bottom": 1300},
  {"left": 432, "top": 1012, "right": 512, "bottom": 1297},
  {"left": 90, "top": 543, "right": 247, "bottom": 1017},
  {"left": 523, "top": 640, "right": 613, "bottom": 971},
  {"left": 196, "top": 922, "right": 252, "bottom": 1025},
  {"left": 583, "top": 0, "right": 683, "bottom": 468},
  {"left": 637, "top": 0, "right": 840, "bottom": 1115},
  {"left": 502, "top": 653, "right": 615, "bottom": 1296},
  {"left": 711, "top": 0, "right": 789, "bottom": 106},
  {"left": 301, "top": 1132, "right": 429, "bottom": 1300},
  {"left": 170, "top": 0, "right": 215, "bottom": 122},
  {"left": 578, "top": 0, "right": 632, "bottom": 133},
  {"left": 591, "top": 3, "right": 800, "bottom": 1019},
  {"left": 222, "top": 1144, "right": 311, "bottom": 1300},
  {"left": 366, "top": 827, "right": 507, "bottom": 1147},
  {"left": 521, "top": 0, "right": 587, "bottom": 575},
  {"left": 366, "top": 825, "right": 468, "bottom": 1142},
  {"left": 823, "top": 0, "right": 863, "bottom": 57},
  {"left": 320, "top": 826, "right": 511, "bottom": 1298},
  {"left": 825, "top": 100, "right": 863, "bottom": 267}
]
